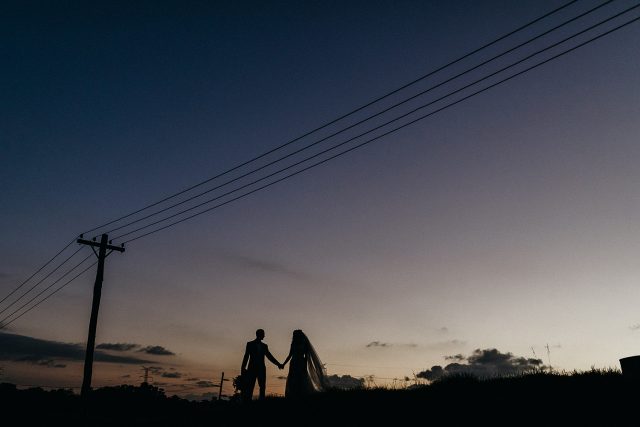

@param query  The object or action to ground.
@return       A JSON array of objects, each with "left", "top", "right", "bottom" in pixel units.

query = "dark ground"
[{"left": 2, "top": 370, "right": 637, "bottom": 425}]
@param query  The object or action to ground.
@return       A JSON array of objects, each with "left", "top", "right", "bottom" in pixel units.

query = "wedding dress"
[{"left": 285, "top": 330, "right": 326, "bottom": 397}]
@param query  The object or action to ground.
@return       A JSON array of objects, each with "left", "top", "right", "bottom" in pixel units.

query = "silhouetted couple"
[{"left": 240, "top": 329, "right": 326, "bottom": 401}]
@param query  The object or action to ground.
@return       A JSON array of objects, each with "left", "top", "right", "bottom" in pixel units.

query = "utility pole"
[{"left": 77, "top": 233, "right": 125, "bottom": 398}]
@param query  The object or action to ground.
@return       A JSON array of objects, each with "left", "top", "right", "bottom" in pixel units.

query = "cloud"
[
  {"left": 417, "top": 365, "right": 444, "bottom": 381},
  {"left": 0, "top": 331, "right": 152, "bottom": 365},
  {"left": 33, "top": 359, "right": 66, "bottom": 368},
  {"left": 630, "top": 324, "right": 640, "bottom": 331},
  {"left": 366, "top": 341, "right": 391, "bottom": 348},
  {"left": 96, "top": 343, "right": 140, "bottom": 352},
  {"left": 437, "top": 327, "right": 449, "bottom": 334},
  {"left": 325, "top": 374, "right": 365, "bottom": 389},
  {"left": 195, "top": 380, "right": 216, "bottom": 388},
  {"left": 216, "top": 251, "right": 312, "bottom": 282},
  {"left": 424, "top": 339, "right": 467, "bottom": 350},
  {"left": 417, "top": 348, "right": 544, "bottom": 381},
  {"left": 161, "top": 372, "right": 183, "bottom": 379},
  {"left": 365, "top": 340, "right": 443, "bottom": 350},
  {"left": 139, "top": 346, "right": 175, "bottom": 356},
  {"left": 186, "top": 377, "right": 199, "bottom": 381},
  {"left": 444, "top": 354, "right": 465, "bottom": 361}
]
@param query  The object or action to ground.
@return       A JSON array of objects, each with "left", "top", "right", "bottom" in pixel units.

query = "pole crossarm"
[{"left": 77, "top": 238, "right": 125, "bottom": 253}]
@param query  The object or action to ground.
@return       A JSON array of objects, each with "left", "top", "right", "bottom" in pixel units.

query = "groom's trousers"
[{"left": 243, "top": 367, "right": 266, "bottom": 401}]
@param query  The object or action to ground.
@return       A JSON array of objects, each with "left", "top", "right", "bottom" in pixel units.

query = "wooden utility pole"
[{"left": 77, "top": 233, "right": 125, "bottom": 397}]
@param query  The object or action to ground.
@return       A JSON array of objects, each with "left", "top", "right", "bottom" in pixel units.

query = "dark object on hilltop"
[{"left": 620, "top": 355, "right": 640, "bottom": 379}]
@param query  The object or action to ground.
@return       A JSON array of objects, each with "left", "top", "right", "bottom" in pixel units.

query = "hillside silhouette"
[{"left": 2, "top": 369, "right": 636, "bottom": 425}]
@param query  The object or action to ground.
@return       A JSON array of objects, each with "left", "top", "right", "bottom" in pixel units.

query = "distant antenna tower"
[
  {"left": 140, "top": 366, "right": 153, "bottom": 386},
  {"left": 531, "top": 346, "right": 538, "bottom": 359},
  {"left": 545, "top": 344, "right": 552, "bottom": 370}
]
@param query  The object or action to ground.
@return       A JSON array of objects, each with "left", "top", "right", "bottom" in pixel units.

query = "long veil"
[{"left": 303, "top": 332, "right": 327, "bottom": 392}]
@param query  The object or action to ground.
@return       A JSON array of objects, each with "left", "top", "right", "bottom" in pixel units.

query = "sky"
[{"left": 1, "top": 0, "right": 640, "bottom": 398}]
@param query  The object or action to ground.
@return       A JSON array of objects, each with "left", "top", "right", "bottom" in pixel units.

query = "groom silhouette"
[{"left": 241, "top": 329, "right": 282, "bottom": 401}]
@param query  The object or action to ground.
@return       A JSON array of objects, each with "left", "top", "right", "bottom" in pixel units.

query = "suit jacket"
[{"left": 244, "top": 339, "right": 278, "bottom": 371}]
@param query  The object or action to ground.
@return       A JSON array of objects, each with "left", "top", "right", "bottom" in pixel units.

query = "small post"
[{"left": 218, "top": 372, "right": 225, "bottom": 400}]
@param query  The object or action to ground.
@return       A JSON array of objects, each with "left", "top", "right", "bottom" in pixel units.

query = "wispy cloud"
[
  {"left": 139, "top": 345, "right": 175, "bottom": 356},
  {"left": 366, "top": 340, "right": 457, "bottom": 350},
  {"left": 366, "top": 341, "right": 391, "bottom": 348},
  {"left": 161, "top": 371, "right": 183, "bottom": 378},
  {"left": 97, "top": 343, "right": 140, "bottom": 352},
  {"left": 424, "top": 339, "right": 466, "bottom": 350},
  {"left": 32, "top": 359, "right": 67, "bottom": 368},
  {"left": 630, "top": 324, "right": 640, "bottom": 331},
  {"left": 444, "top": 353, "right": 465, "bottom": 361},
  {"left": 194, "top": 380, "right": 216, "bottom": 388},
  {"left": 216, "top": 251, "right": 313, "bottom": 282},
  {"left": 0, "top": 331, "right": 151, "bottom": 365}
]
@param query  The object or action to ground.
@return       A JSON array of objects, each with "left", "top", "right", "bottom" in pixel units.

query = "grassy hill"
[{"left": 2, "top": 369, "right": 635, "bottom": 425}]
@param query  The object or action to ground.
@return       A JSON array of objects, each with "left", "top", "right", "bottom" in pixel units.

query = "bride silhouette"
[{"left": 281, "top": 329, "right": 326, "bottom": 397}]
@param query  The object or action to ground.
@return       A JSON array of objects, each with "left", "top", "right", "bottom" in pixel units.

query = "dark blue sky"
[
  {"left": 1, "top": 0, "right": 569, "bottom": 240},
  {"left": 1, "top": 0, "right": 640, "bottom": 395}
]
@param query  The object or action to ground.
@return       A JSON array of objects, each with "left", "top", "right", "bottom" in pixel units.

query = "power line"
[
  {"left": 120, "top": 11, "right": 640, "bottom": 244},
  {"left": 101, "top": 0, "right": 614, "bottom": 238},
  {"left": 0, "top": 237, "right": 77, "bottom": 307},
  {"left": 0, "top": 260, "right": 97, "bottom": 329},
  {"left": 326, "top": 363, "right": 416, "bottom": 370},
  {"left": 115, "top": 8, "right": 640, "bottom": 244},
  {"left": 0, "top": 246, "right": 85, "bottom": 317},
  {"left": 80, "top": 0, "right": 579, "bottom": 237},
  {"left": 0, "top": 254, "right": 95, "bottom": 328}
]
